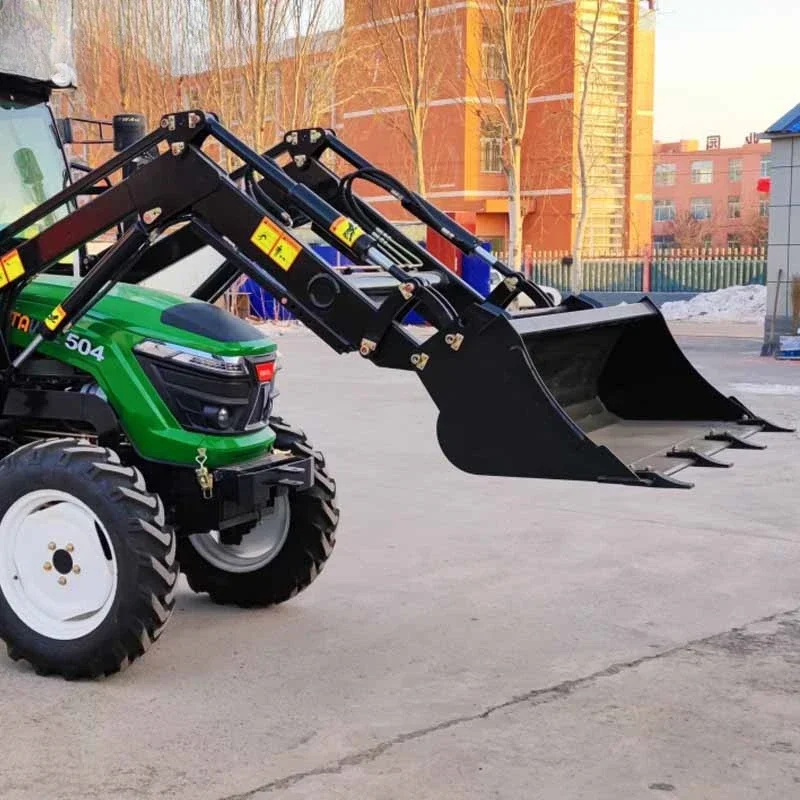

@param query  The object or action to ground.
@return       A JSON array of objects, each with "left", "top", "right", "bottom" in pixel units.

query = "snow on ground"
[
  {"left": 252, "top": 284, "right": 768, "bottom": 331},
  {"left": 254, "top": 321, "right": 311, "bottom": 336},
  {"left": 729, "top": 383, "right": 800, "bottom": 396},
  {"left": 660, "top": 285, "right": 766, "bottom": 323}
]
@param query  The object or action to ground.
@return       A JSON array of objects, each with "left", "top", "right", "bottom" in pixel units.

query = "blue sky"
[{"left": 654, "top": 0, "right": 800, "bottom": 145}]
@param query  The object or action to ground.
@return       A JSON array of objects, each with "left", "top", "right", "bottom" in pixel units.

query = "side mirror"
[
  {"left": 55, "top": 117, "right": 74, "bottom": 145},
  {"left": 113, "top": 113, "right": 158, "bottom": 180},
  {"left": 112, "top": 113, "right": 147, "bottom": 152}
]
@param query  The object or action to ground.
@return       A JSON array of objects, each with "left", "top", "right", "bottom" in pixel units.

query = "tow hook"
[{"left": 195, "top": 447, "right": 214, "bottom": 499}]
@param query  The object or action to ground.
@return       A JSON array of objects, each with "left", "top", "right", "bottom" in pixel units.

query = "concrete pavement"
[{"left": 0, "top": 331, "right": 798, "bottom": 800}]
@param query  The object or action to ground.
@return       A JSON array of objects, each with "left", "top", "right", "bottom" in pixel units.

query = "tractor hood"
[
  {"left": 0, "top": 0, "right": 76, "bottom": 89},
  {"left": 13, "top": 275, "right": 276, "bottom": 358},
  {"left": 8, "top": 277, "right": 278, "bottom": 469}
]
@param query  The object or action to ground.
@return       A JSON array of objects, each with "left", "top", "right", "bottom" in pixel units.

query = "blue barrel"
[
  {"left": 461, "top": 243, "right": 492, "bottom": 296},
  {"left": 241, "top": 278, "right": 294, "bottom": 321}
]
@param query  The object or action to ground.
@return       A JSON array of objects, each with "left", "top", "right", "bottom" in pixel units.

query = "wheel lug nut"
[
  {"left": 48, "top": 542, "right": 56, "bottom": 551},
  {"left": 43, "top": 562, "right": 52, "bottom": 571},
  {"left": 66, "top": 543, "right": 74, "bottom": 553},
  {"left": 72, "top": 565, "right": 81, "bottom": 575},
  {"left": 57, "top": 577, "right": 67, "bottom": 586}
]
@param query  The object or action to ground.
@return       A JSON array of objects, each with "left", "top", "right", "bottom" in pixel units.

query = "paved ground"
[{"left": 1, "top": 330, "right": 799, "bottom": 800}]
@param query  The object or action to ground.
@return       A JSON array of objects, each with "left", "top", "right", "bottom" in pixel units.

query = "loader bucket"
[{"left": 417, "top": 299, "right": 791, "bottom": 488}]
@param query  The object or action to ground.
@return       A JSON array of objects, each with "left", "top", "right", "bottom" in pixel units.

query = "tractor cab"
[
  {"left": 0, "top": 0, "right": 76, "bottom": 246},
  {"left": 0, "top": 83, "right": 73, "bottom": 239}
]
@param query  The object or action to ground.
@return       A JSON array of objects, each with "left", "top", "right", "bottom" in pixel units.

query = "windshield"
[{"left": 0, "top": 95, "right": 70, "bottom": 236}]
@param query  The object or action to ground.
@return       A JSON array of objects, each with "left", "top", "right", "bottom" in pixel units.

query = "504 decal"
[
  {"left": 10, "top": 310, "right": 104, "bottom": 362},
  {"left": 64, "top": 333, "right": 105, "bottom": 362}
]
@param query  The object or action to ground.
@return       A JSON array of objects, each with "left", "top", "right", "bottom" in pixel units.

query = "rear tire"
[
  {"left": 0, "top": 439, "right": 177, "bottom": 679},
  {"left": 178, "top": 417, "right": 339, "bottom": 607}
]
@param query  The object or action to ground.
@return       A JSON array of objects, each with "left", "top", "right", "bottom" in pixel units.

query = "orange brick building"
[
  {"left": 652, "top": 136, "right": 771, "bottom": 250},
  {"left": 341, "top": 0, "right": 655, "bottom": 256},
  {"left": 77, "top": 0, "right": 655, "bottom": 258}
]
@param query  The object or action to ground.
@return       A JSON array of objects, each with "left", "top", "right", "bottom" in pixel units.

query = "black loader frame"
[{"left": 0, "top": 112, "right": 790, "bottom": 488}]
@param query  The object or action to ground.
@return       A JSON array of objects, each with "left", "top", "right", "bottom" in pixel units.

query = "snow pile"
[
  {"left": 255, "top": 321, "right": 311, "bottom": 336},
  {"left": 660, "top": 285, "right": 766, "bottom": 323},
  {"left": 730, "top": 383, "right": 800, "bottom": 396}
]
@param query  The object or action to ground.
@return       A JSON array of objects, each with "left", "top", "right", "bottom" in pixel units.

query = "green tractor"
[
  {"left": 0, "top": 1, "right": 789, "bottom": 678},
  {"left": 0, "top": 5, "right": 336, "bottom": 677}
]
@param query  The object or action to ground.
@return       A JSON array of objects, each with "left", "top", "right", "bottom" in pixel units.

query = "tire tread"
[
  {"left": 0, "top": 439, "right": 178, "bottom": 679},
  {"left": 179, "top": 417, "right": 338, "bottom": 608}
]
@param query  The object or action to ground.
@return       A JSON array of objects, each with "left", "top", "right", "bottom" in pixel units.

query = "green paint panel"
[{"left": 11, "top": 275, "right": 277, "bottom": 467}]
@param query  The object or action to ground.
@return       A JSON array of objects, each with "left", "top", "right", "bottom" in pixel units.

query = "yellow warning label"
[
  {"left": 0, "top": 249, "right": 25, "bottom": 287},
  {"left": 44, "top": 304, "right": 66, "bottom": 332},
  {"left": 251, "top": 218, "right": 282, "bottom": 256},
  {"left": 269, "top": 237, "right": 301, "bottom": 271},
  {"left": 330, "top": 217, "right": 364, "bottom": 247}
]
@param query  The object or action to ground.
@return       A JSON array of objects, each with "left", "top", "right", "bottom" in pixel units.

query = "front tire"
[
  {"left": 178, "top": 417, "right": 339, "bottom": 607},
  {"left": 0, "top": 439, "right": 177, "bottom": 679}
]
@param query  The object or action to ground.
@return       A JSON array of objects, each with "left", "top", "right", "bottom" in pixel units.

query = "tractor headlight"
[
  {"left": 134, "top": 340, "right": 248, "bottom": 376},
  {"left": 201, "top": 404, "right": 232, "bottom": 430},
  {"left": 134, "top": 340, "right": 274, "bottom": 435}
]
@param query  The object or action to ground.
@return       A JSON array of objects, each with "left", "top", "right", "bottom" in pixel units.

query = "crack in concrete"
[{"left": 218, "top": 605, "right": 800, "bottom": 799}]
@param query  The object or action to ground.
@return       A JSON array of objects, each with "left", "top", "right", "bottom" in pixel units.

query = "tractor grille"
[{"left": 136, "top": 355, "right": 274, "bottom": 435}]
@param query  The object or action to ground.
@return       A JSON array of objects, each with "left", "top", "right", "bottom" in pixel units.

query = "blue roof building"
[
  {"left": 762, "top": 102, "right": 800, "bottom": 353},
  {"left": 764, "top": 104, "right": 800, "bottom": 138}
]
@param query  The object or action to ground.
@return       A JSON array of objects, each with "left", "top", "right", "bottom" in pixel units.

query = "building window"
[
  {"left": 480, "top": 121, "right": 504, "bottom": 174},
  {"left": 691, "top": 197, "right": 713, "bottom": 220},
  {"left": 482, "top": 41, "right": 504, "bottom": 80},
  {"left": 654, "top": 199, "right": 676, "bottom": 222},
  {"left": 761, "top": 156, "right": 771, "bottom": 178},
  {"left": 727, "top": 233, "right": 741, "bottom": 251},
  {"left": 760, "top": 199, "right": 770, "bottom": 217},
  {"left": 655, "top": 163, "right": 676, "bottom": 186},
  {"left": 728, "top": 158, "right": 742, "bottom": 182},
  {"left": 653, "top": 235, "right": 676, "bottom": 251},
  {"left": 702, "top": 234, "right": 713, "bottom": 249},
  {"left": 691, "top": 160, "right": 713, "bottom": 184},
  {"left": 728, "top": 195, "right": 741, "bottom": 219}
]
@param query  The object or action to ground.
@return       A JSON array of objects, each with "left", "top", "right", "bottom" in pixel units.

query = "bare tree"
[
  {"left": 359, "top": 0, "right": 448, "bottom": 196},
  {"left": 190, "top": 0, "right": 292, "bottom": 154},
  {"left": 741, "top": 209, "right": 768, "bottom": 249},
  {"left": 69, "top": 0, "right": 189, "bottom": 163},
  {"left": 667, "top": 211, "right": 714, "bottom": 250},
  {"left": 473, "top": 0, "right": 562, "bottom": 268},
  {"left": 278, "top": 0, "right": 351, "bottom": 133},
  {"left": 67, "top": 0, "right": 367, "bottom": 176}
]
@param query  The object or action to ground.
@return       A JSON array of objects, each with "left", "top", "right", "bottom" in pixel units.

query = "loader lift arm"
[
  {"left": 0, "top": 111, "right": 454, "bottom": 372},
  {"left": 0, "top": 111, "right": 790, "bottom": 489},
  {"left": 185, "top": 126, "right": 557, "bottom": 312}
]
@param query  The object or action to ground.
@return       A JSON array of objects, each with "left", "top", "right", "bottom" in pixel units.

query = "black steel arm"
[
  {"left": 274, "top": 127, "right": 557, "bottom": 310},
  {"left": 0, "top": 111, "right": 463, "bottom": 371}
]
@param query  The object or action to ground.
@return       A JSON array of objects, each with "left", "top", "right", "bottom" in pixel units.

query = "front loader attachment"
[
  {"left": 2, "top": 113, "right": 789, "bottom": 490},
  {"left": 415, "top": 299, "right": 789, "bottom": 488}
]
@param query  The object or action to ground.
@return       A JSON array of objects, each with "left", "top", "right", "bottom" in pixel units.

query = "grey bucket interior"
[{"left": 512, "top": 303, "right": 762, "bottom": 476}]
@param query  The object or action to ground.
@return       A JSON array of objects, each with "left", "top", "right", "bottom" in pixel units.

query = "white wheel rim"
[
  {"left": 189, "top": 494, "right": 290, "bottom": 573},
  {"left": 0, "top": 490, "right": 118, "bottom": 641}
]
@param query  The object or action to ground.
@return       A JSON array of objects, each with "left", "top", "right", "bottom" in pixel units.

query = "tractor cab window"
[{"left": 0, "top": 96, "right": 71, "bottom": 237}]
